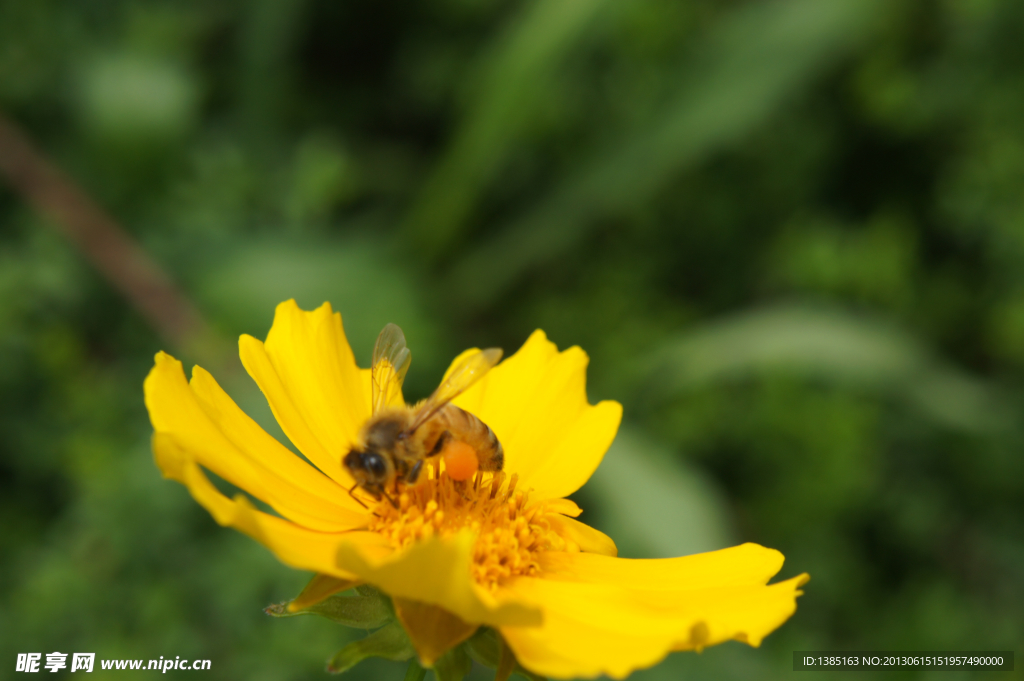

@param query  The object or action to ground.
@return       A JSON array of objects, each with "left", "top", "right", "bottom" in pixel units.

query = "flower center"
[{"left": 368, "top": 468, "right": 567, "bottom": 589}]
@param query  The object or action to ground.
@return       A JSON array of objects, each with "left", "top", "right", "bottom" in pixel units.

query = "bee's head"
[{"left": 343, "top": 447, "right": 389, "bottom": 486}]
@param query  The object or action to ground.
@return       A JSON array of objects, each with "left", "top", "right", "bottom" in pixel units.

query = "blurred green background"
[{"left": 2, "top": 0, "right": 1023, "bottom": 679}]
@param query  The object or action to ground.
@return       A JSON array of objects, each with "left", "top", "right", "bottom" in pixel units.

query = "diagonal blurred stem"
[{"left": 0, "top": 111, "right": 225, "bottom": 364}]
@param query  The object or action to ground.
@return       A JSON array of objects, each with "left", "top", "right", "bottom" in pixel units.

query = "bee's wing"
[
  {"left": 406, "top": 347, "right": 502, "bottom": 433},
  {"left": 371, "top": 323, "right": 412, "bottom": 415}
]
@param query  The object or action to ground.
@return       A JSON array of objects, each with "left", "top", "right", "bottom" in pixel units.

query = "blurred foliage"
[{"left": 2, "top": 0, "right": 1024, "bottom": 679}]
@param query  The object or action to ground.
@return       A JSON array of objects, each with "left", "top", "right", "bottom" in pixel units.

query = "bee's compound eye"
[{"left": 363, "top": 452, "right": 386, "bottom": 478}]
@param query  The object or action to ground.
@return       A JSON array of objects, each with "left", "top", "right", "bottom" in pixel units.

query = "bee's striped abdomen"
[
  {"left": 482, "top": 421, "right": 504, "bottom": 471},
  {"left": 435, "top": 404, "right": 504, "bottom": 472}
]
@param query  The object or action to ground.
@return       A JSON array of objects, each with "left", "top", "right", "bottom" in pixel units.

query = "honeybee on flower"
[
  {"left": 343, "top": 323, "right": 505, "bottom": 506},
  {"left": 144, "top": 300, "right": 807, "bottom": 679}
]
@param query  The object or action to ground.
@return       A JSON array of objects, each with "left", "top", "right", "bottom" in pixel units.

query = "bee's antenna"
[{"left": 347, "top": 483, "right": 369, "bottom": 510}]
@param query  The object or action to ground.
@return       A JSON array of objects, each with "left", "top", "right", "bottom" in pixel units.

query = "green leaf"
[
  {"left": 639, "top": 304, "right": 1011, "bottom": 433},
  {"left": 465, "top": 629, "right": 546, "bottom": 681},
  {"left": 432, "top": 642, "right": 471, "bottom": 681},
  {"left": 465, "top": 627, "right": 501, "bottom": 668},
  {"left": 79, "top": 53, "right": 199, "bottom": 143},
  {"left": 197, "top": 237, "right": 436, "bottom": 358},
  {"left": 403, "top": 660, "right": 428, "bottom": 681},
  {"left": 325, "top": 621, "right": 415, "bottom": 674},
  {"left": 448, "top": 0, "right": 881, "bottom": 308},
  {"left": 402, "top": 0, "right": 611, "bottom": 257}
]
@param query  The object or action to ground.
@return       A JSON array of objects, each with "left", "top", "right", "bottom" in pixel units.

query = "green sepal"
[
  {"left": 265, "top": 586, "right": 392, "bottom": 629},
  {"left": 432, "top": 641, "right": 472, "bottom": 681},
  {"left": 466, "top": 628, "right": 546, "bottom": 681},
  {"left": 326, "top": 621, "right": 415, "bottom": 674},
  {"left": 288, "top": 574, "right": 358, "bottom": 611},
  {"left": 356, "top": 584, "right": 384, "bottom": 597},
  {"left": 403, "top": 660, "right": 428, "bottom": 681}
]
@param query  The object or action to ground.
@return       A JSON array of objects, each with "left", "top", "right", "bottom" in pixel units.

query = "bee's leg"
[
  {"left": 347, "top": 483, "right": 369, "bottom": 509},
  {"left": 407, "top": 460, "right": 424, "bottom": 484},
  {"left": 454, "top": 478, "right": 473, "bottom": 501},
  {"left": 428, "top": 431, "right": 450, "bottom": 483},
  {"left": 429, "top": 431, "right": 451, "bottom": 457},
  {"left": 381, "top": 488, "right": 399, "bottom": 509}
]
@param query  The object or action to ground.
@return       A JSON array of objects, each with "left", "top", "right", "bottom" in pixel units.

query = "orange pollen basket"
[{"left": 368, "top": 466, "right": 568, "bottom": 589}]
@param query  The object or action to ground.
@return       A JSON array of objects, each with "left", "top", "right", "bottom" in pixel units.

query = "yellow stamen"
[{"left": 369, "top": 469, "right": 572, "bottom": 589}]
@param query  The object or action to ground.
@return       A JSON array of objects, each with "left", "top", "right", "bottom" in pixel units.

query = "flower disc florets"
[{"left": 369, "top": 468, "right": 567, "bottom": 589}]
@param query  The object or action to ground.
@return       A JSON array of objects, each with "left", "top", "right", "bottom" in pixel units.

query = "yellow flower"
[{"left": 144, "top": 300, "right": 808, "bottom": 679}]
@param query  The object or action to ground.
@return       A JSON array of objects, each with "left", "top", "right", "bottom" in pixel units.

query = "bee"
[{"left": 343, "top": 323, "right": 505, "bottom": 506}]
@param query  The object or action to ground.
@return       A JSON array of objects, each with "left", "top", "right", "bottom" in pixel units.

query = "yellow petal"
[
  {"left": 144, "top": 352, "right": 366, "bottom": 530},
  {"left": 545, "top": 498, "right": 582, "bottom": 518},
  {"left": 500, "top": 544, "right": 808, "bottom": 679},
  {"left": 152, "top": 433, "right": 389, "bottom": 578},
  {"left": 452, "top": 330, "right": 622, "bottom": 499},
  {"left": 393, "top": 598, "right": 479, "bottom": 667},
  {"left": 547, "top": 516, "right": 617, "bottom": 556},
  {"left": 336, "top": 530, "right": 541, "bottom": 628},
  {"left": 239, "top": 300, "right": 380, "bottom": 486},
  {"left": 501, "top": 575, "right": 806, "bottom": 679},
  {"left": 537, "top": 542, "right": 787, "bottom": 587}
]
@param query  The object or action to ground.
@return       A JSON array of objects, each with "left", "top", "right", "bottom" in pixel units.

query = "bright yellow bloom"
[{"left": 144, "top": 300, "right": 807, "bottom": 679}]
